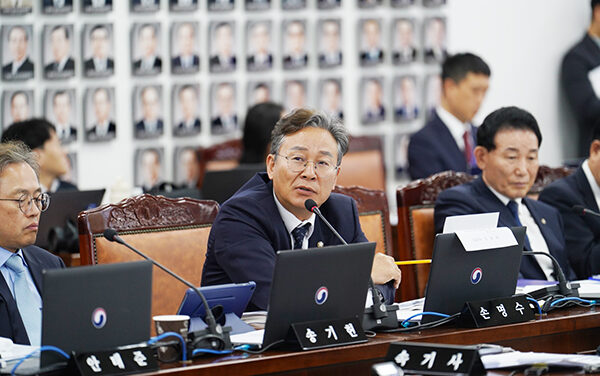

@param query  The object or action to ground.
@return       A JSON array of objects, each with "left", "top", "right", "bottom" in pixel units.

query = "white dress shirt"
[
  {"left": 435, "top": 105, "right": 472, "bottom": 152},
  {"left": 486, "top": 184, "right": 555, "bottom": 280},
  {"left": 273, "top": 190, "right": 315, "bottom": 249},
  {"left": 582, "top": 159, "right": 600, "bottom": 210}
]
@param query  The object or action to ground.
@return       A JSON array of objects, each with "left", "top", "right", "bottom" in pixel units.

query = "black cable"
[{"left": 379, "top": 312, "right": 460, "bottom": 333}]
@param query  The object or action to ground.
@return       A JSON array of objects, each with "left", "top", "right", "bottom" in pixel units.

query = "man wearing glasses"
[
  {"left": 0, "top": 141, "right": 64, "bottom": 346},
  {"left": 201, "top": 109, "right": 401, "bottom": 311}
]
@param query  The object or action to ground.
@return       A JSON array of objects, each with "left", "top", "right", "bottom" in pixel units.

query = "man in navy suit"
[
  {"left": 0, "top": 142, "right": 64, "bottom": 345},
  {"left": 435, "top": 106, "right": 575, "bottom": 281},
  {"left": 562, "top": 0, "right": 600, "bottom": 157},
  {"left": 539, "top": 123, "right": 600, "bottom": 279},
  {"left": 202, "top": 109, "right": 401, "bottom": 311},
  {"left": 408, "top": 53, "right": 490, "bottom": 179},
  {"left": 2, "top": 119, "right": 77, "bottom": 193}
]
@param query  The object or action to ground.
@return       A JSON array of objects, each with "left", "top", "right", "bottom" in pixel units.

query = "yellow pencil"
[{"left": 395, "top": 259, "right": 432, "bottom": 266}]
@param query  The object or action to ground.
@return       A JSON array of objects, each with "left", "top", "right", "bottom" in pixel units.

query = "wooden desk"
[{"left": 140, "top": 307, "right": 600, "bottom": 376}]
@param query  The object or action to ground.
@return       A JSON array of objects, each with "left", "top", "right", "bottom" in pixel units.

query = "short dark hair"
[
  {"left": 270, "top": 108, "right": 348, "bottom": 166},
  {"left": 441, "top": 52, "right": 491, "bottom": 83},
  {"left": 240, "top": 102, "right": 284, "bottom": 164},
  {"left": 477, "top": 106, "right": 542, "bottom": 151},
  {"left": 593, "top": 0, "right": 600, "bottom": 11},
  {"left": 591, "top": 117, "right": 600, "bottom": 143},
  {"left": 51, "top": 25, "right": 69, "bottom": 40},
  {"left": 1, "top": 118, "right": 56, "bottom": 150}
]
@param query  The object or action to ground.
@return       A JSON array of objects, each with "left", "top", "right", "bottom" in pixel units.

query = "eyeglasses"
[
  {"left": 276, "top": 154, "right": 338, "bottom": 176},
  {"left": 0, "top": 192, "right": 50, "bottom": 214}
]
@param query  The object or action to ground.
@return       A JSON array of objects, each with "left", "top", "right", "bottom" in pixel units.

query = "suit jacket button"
[{"left": 317, "top": 241, "right": 324, "bottom": 248}]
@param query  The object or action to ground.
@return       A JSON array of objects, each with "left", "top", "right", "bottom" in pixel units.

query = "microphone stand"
[
  {"left": 522, "top": 251, "right": 579, "bottom": 299},
  {"left": 304, "top": 200, "right": 398, "bottom": 330},
  {"left": 103, "top": 229, "right": 232, "bottom": 354}
]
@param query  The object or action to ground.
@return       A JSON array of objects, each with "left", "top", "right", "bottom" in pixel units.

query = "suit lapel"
[
  {"left": 22, "top": 247, "right": 43, "bottom": 293},
  {"left": 432, "top": 113, "right": 468, "bottom": 171}
]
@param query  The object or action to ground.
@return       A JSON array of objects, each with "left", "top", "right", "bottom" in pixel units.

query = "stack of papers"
[{"left": 482, "top": 351, "right": 600, "bottom": 372}]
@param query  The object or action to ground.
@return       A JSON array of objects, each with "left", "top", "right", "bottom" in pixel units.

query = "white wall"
[{"left": 446, "top": 0, "right": 589, "bottom": 164}]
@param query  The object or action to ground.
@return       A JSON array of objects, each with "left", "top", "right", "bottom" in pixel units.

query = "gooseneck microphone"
[
  {"left": 572, "top": 204, "right": 600, "bottom": 218},
  {"left": 521, "top": 251, "right": 577, "bottom": 297},
  {"left": 304, "top": 199, "right": 398, "bottom": 330},
  {"left": 103, "top": 228, "right": 232, "bottom": 352}
]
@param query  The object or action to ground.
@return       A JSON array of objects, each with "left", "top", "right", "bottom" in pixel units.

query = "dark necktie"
[
  {"left": 292, "top": 223, "right": 311, "bottom": 250},
  {"left": 462, "top": 130, "right": 474, "bottom": 167},
  {"left": 506, "top": 200, "right": 531, "bottom": 250}
]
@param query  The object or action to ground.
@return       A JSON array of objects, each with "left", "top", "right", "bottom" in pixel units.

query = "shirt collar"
[
  {"left": 591, "top": 34, "right": 600, "bottom": 50},
  {"left": 0, "top": 247, "right": 26, "bottom": 268},
  {"left": 436, "top": 105, "right": 472, "bottom": 149},
  {"left": 484, "top": 181, "right": 522, "bottom": 207},
  {"left": 272, "top": 189, "right": 315, "bottom": 239},
  {"left": 582, "top": 159, "right": 600, "bottom": 203}
]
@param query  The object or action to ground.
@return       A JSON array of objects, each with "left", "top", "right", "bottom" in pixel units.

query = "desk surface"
[{"left": 141, "top": 306, "right": 600, "bottom": 376}]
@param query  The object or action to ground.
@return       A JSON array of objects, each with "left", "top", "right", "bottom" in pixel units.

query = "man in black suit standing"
[
  {"left": 2, "top": 25, "right": 34, "bottom": 80},
  {"left": 86, "top": 88, "right": 116, "bottom": 142},
  {"left": 562, "top": 0, "right": 600, "bottom": 157},
  {"left": 44, "top": 25, "right": 75, "bottom": 79},
  {"left": 246, "top": 21, "right": 273, "bottom": 72},
  {"left": 318, "top": 20, "right": 342, "bottom": 68},
  {"left": 83, "top": 25, "right": 114, "bottom": 77},
  {"left": 133, "top": 23, "right": 162, "bottom": 75},
  {"left": 0, "top": 142, "right": 64, "bottom": 345},
  {"left": 171, "top": 22, "right": 199, "bottom": 74}
]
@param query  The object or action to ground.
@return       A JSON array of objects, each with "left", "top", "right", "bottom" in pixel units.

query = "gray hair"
[
  {"left": 0, "top": 141, "right": 39, "bottom": 178},
  {"left": 270, "top": 108, "right": 348, "bottom": 166}
]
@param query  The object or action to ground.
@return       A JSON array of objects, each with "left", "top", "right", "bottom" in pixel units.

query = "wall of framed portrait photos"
[{"left": 0, "top": 0, "right": 449, "bottom": 202}]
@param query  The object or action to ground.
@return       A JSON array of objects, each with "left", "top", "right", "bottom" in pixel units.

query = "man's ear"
[
  {"left": 266, "top": 153, "right": 275, "bottom": 179},
  {"left": 473, "top": 146, "right": 487, "bottom": 170}
]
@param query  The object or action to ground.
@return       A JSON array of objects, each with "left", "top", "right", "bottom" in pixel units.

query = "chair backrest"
[
  {"left": 336, "top": 135, "right": 386, "bottom": 191},
  {"left": 197, "top": 139, "right": 243, "bottom": 187},
  {"left": 78, "top": 194, "right": 219, "bottom": 327},
  {"left": 333, "top": 185, "right": 392, "bottom": 256},
  {"left": 528, "top": 165, "right": 575, "bottom": 199},
  {"left": 396, "top": 170, "right": 475, "bottom": 300}
]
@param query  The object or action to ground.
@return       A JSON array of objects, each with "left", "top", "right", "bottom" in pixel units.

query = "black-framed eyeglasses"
[
  {"left": 0, "top": 192, "right": 50, "bottom": 214},
  {"left": 276, "top": 154, "right": 339, "bottom": 176}
]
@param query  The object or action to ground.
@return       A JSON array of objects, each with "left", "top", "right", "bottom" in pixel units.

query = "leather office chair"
[
  {"left": 528, "top": 165, "right": 575, "bottom": 199},
  {"left": 196, "top": 139, "right": 243, "bottom": 188},
  {"left": 396, "top": 171, "right": 475, "bottom": 300},
  {"left": 336, "top": 135, "right": 387, "bottom": 191},
  {"left": 333, "top": 185, "right": 392, "bottom": 256},
  {"left": 78, "top": 194, "right": 219, "bottom": 329}
]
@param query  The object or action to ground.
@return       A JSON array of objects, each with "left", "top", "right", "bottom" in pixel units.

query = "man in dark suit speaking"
[
  {"left": 408, "top": 53, "right": 490, "bottom": 179},
  {"left": 539, "top": 123, "right": 600, "bottom": 279},
  {"left": 0, "top": 142, "right": 64, "bottom": 345},
  {"left": 435, "top": 106, "right": 575, "bottom": 281},
  {"left": 202, "top": 109, "right": 401, "bottom": 311}
]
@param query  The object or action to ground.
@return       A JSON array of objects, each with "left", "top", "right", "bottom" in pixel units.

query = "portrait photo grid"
[{"left": 0, "top": 0, "right": 446, "bottom": 189}]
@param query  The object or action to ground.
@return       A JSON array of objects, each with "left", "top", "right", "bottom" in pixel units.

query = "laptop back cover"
[
  {"left": 422, "top": 227, "right": 526, "bottom": 320},
  {"left": 262, "top": 242, "right": 375, "bottom": 347}
]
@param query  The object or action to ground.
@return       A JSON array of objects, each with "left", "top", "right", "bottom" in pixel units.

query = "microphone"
[
  {"left": 103, "top": 228, "right": 232, "bottom": 352},
  {"left": 304, "top": 199, "right": 398, "bottom": 330},
  {"left": 521, "top": 250, "right": 578, "bottom": 298},
  {"left": 572, "top": 204, "right": 600, "bottom": 218}
]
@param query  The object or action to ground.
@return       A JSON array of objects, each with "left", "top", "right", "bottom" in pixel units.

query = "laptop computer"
[
  {"left": 41, "top": 261, "right": 152, "bottom": 358},
  {"left": 36, "top": 189, "right": 105, "bottom": 250},
  {"left": 421, "top": 226, "right": 526, "bottom": 322},
  {"left": 201, "top": 164, "right": 265, "bottom": 204},
  {"left": 230, "top": 242, "right": 376, "bottom": 349}
]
